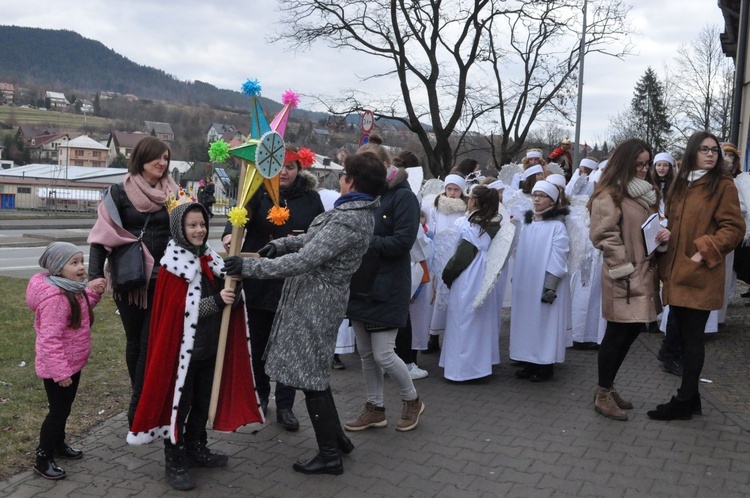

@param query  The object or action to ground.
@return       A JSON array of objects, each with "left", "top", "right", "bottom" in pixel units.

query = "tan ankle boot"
[
  {"left": 610, "top": 388, "right": 633, "bottom": 410},
  {"left": 594, "top": 386, "right": 628, "bottom": 421}
]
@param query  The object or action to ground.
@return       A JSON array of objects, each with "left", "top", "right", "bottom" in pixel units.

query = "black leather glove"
[
  {"left": 541, "top": 288, "right": 557, "bottom": 304},
  {"left": 222, "top": 256, "right": 244, "bottom": 276},
  {"left": 258, "top": 243, "right": 278, "bottom": 259}
]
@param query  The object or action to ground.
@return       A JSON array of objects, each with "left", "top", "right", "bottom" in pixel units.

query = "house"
[
  {"left": 58, "top": 135, "right": 110, "bottom": 167},
  {"left": 144, "top": 121, "right": 174, "bottom": 142},
  {"left": 312, "top": 128, "right": 331, "bottom": 145},
  {"left": 17, "top": 125, "right": 61, "bottom": 145},
  {"left": 107, "top": 131, "right": 149, "bottom": 162},
  {"left": 0, "top": 82, "right": 14, "bottom": 104},
  {"left": 45, "top": 91, "right": 69, "bottom": 108},
  {"left": 27, "top": 133, "right": 70, "bottom": 164},
  {"left": 207, "top": 123, "right": 237, "bottom": 143},
  {"left": 220, "top": 129, "right": 245, "bottom": 146}
]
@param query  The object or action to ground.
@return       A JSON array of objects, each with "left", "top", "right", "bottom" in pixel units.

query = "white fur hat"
[
  {"left": 532, "top": 180, "right": 559, "bottom": 202},
  {"left": 653, "top": 152, "right": 675, "bottom": 166},
  {"left": 443, "top": 174, "right": 467, "bottom": 193}
]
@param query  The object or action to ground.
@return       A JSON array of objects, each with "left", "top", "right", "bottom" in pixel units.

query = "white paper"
[{"left": 641, "top": 213, "right": 661, "bottom": 255}]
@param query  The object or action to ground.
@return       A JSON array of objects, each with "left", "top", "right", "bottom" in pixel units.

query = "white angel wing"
[
  {"left": 420, "top": 179, "right": 444, "bottom": 198},
  {"left": 473, "top": 203, "right": 516, "bottom": 309},
  {"left": 430, "top": 224, "right": 461, "bottom": 310},
  {"left": 564, "top": 198, "right": 591, "bottom": 280},
  {"left": 499, "top": 163, "right": 522, "bottom": 188},
  {"left": 545, "top": 162, "right": 564, "bottom": 176}
]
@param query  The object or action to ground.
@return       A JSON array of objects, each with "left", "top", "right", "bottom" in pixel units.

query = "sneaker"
[
  {"left": 396, "top": 397, "right": 425, "bottom": 432},
  {"left": 344, "top": 402, "right": 387, "bottom": 431},
  {"left": 407, "top": 363, "right": 428, "bottom": 380},
  {"left": 332, "top": 354, "right": 346, "bottom": 370}
]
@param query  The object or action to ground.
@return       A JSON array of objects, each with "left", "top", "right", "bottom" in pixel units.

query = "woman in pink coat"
[{"left": 26, "top": 242, "right": 105, "bottom": 480}]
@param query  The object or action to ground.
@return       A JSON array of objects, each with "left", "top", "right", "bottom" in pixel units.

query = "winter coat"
[
  {"left": 223, "top": 171, "right": 324, "bottom": 311},
  {"left": 239, "top": 198, "right": 380, "bottom": 391},
  {"left": 660, "top": 174, "right": 745, "bottom": 310},
  {"left": 26, "top": 273, "right": 101, "bottom": 382},
  {"left": 345, "top": 168, "right": 420, "bottom": 329},
  {"left": 88, "top": 182, "right": 172, "bottom": 282},
  {"left": 589, "top": 191, "right": 662, "bottom": 323}
]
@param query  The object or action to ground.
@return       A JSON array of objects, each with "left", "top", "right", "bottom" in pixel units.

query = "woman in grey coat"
[{"left": 223, "top": 152, "right": 386, "bottom": 476}]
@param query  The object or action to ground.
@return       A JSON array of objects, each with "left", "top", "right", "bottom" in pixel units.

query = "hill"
[{"left": 0, "top": 25, "right": 284, "bottom": 114}]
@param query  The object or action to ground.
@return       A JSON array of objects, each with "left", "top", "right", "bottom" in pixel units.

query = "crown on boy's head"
[{"left": 166, "top": 189, "right": 198, "bottom": 213}]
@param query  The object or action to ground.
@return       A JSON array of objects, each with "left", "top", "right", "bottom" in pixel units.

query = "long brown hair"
[
  {"left": 63, "top": 290, "right": 93, "bottom": 329},
  {"left": 588, "top": 138, "right": 654, "bottom": 211},
  {"left": 468, "top": 186, "right": 499, "bottom": 233},
  {"left": 666, "top": 131, "right": 724, "bottom": 211}
]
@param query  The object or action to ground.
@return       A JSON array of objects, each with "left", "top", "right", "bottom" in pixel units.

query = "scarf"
[
  {"left": 334, "top": 192, "right": 374, "bottom": 208},
  {"left": 123, "top": 173, "right": 179, "bottom": 213},
  {"left": 688, "top": 169, "right": 709, "bottom": 183},
  {"left": 200, "top": 254, "right": 216, "bottom": 286},
  {"left": 626, "top": 177, "right": 658, "bottom": 209},
  {"left": 38, "top": 242, "right": 88, "bottom": 293},
  {"left": 436, "top": 194, "right": 467, "bottom": 215},
  {"left": 45, "top": 275, "right": 88, "bottom": 293}
]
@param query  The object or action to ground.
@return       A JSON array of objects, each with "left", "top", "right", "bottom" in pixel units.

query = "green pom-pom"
[{"left": 208, "top": 140, "right": 231, "bottom": 163}]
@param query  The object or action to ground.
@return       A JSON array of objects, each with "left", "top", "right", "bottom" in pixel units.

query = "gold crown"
[{"left": 165, "top": 189, "right": 198, "bottom": 213}]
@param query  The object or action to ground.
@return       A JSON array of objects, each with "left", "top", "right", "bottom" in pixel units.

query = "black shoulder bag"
[{"left": 109, "top": 214, "right": 152, "bottom": 293}]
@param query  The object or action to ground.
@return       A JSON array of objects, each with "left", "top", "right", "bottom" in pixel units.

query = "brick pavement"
[{"left": 2, "top": 289, "right": 750, "bottom": 497}]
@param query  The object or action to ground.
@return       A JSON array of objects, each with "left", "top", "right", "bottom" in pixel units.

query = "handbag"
[{"left": 109, "top": 215, "right": 151, "bottom": 293}]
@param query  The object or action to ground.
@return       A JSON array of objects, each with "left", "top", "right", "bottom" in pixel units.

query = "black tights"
[
  {"left": 597, "top": 321, "right": 642, "bottom": 389},
  {"left": 670, "top": 306, "right": 709, "bottom": 399},
  {"left": 40, "top": 371, "right": 81, "bottom": 453}
]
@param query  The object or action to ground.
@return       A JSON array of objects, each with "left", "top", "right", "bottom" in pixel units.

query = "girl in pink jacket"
[{"left": 26, "top": 242, "right": 105, "bottom": 480}]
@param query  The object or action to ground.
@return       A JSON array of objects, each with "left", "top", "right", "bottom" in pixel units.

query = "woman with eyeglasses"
[
  {"left": 648, "top": 131, "right": 744, "bottom": 420},
  {"left": 588, "top": 138, "right": 668, "bottom": 421}
]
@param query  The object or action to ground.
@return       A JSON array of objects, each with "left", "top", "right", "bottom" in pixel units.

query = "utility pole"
[{"left": 572, "top": 0, "right": 588, "bottom": 171}]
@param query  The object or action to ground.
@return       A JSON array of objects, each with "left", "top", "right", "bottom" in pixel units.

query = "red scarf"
[{"left": 200, "top": 254, "right": 215, "bottom": 286}]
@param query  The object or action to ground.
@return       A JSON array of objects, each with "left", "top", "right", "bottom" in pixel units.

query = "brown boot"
[
  {"left": 396, "top": 397, "right": 425, "bottom": 432},
  {"left": 344, "top": 402, "right": 387, "bottom": 431},
  {"left": 594, "top": 386, "right": 628, "bottom": 421},
  {"left": 610, "top": 388, "right": 633, "bottom": 410}
]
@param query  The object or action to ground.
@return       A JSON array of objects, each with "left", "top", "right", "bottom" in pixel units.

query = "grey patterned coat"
[{"left": 239, "top": 198, "right": 379, "bottom": 391}]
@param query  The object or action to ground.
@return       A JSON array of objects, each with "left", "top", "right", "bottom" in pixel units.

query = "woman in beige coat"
[
  {"left": 648, "top": 131, "right": 745, "bottom": 421},
  {"left": 588, "top": 138, "right": 669, "bottom": 421}
]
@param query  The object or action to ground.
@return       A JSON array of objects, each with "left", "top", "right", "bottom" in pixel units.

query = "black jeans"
[
  {"left": 39, "top": 371, "right": 81, "bottom": 453},
  {"left": 670, "top": 306, "right": 710, "bottom": 399},
  {"left": 395, "top": 314, "right": 418, "bottom": 365},
  {"left": 658, "top": 308, "right": 681, "bottom": 361},
  {"left": 598, "top": 321, "right": 642, "bottom": 389},
  {"left": 164, "top": 357, "right": 215, "bottom": 449},
  {"left": 247, "top": 308, "right": 296, "bottom": 409},
  {"left": 115, "top": 282, "right": 156, "bottom": 421}
]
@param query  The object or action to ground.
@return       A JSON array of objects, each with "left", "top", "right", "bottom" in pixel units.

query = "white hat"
[
  {"left": 598, "top": 159, "right": 609, "bottom": 170},
  {"left": 532, "top": 180, "right": 559, "bottom": 202},
  {"left": 526, "top": 150, "right": 544, "bottom": 160},
  {"left": 522, "top": 164, "right": 544, "bottom": 180},
  {"left": 443, "top": 174, "right": 467, "bottom": 193},
  {"left": 488, "top": 180, "right": 508, "bottom": 191},
  {"left": 546, "top": 174, "right": 566, "bottom": 189},
  {"left": 580, "top": 158, "right": 599, "bottom": 170},
  {"left": 653, "top": 152, "right": 675, "bottom": 166}
]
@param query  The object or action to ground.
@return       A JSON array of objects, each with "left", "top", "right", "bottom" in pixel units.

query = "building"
[
  {"left": 0, "top": 82, "right": 14, "bottom": 104},
  {"left": 720, "top": 0, "right": 750, "bottom": 171},
  {"left": 27, "top": 133, "right": 70, "bottom": 164},
  {"left": 58, "top": 135, "right": 110, "bottom": 167},
  {"left": 207, "top": 123, "right": 237, "bottom": 143},
  {"left": 107, "top": 131, "right": 149, "bottom": 162},
  {"left": 144, "top": 121, "right": 174, "bottom": 142},
  {"left": 45, "top": 91, "right": 69, "bottom": 108},
  {"left": 17, "top": 125, "right": 61, "bottom": 145}
]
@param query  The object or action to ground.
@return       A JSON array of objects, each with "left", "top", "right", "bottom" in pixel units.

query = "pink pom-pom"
[{"left": 281, "top": 89, "right": 300, "bottom": 109}]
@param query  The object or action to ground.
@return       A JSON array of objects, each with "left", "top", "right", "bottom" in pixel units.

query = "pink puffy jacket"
[{"left": 26, "top": 273, "right": 101, "bottom": 382}]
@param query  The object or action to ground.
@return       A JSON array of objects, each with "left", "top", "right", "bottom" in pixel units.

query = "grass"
[
  {"left": 0, "top": 106, "right": 114, "bottom": 130},
  {"left": 0, "top": 276, "right": 130, "bottom": 480}
]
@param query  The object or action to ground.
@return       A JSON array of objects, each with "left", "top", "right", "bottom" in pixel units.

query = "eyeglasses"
[
  {"left": 635, "top": 161, "right": 651, "bottom": 171},
  {"left": 698, "top": 146, "right": 720, "bottom": 155},
  {"left": 530, "top": 193, "right": 551, "bottom": 200}
]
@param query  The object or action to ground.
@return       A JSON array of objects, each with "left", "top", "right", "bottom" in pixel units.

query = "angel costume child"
[
  {"left": 439, "top": 186, "right": 508, "bottom": 381},
  {"left": 509, "top": 181, "right": 570, "bottom": 382},
  {"left": 128, "top": 201, "right": 262, "bottom": 491},
  {"left": 426, "top": 174, "right": 468, "bottom": 352}
]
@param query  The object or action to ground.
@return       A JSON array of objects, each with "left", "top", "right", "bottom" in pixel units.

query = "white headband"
[
  {"left": 653, "top": 152, "right": 675, "bottom": 167},
  {"left": 522, "top": 164, "right": 544, "bottom": 180},
  {"left": 546, "top": 174, "right": 566, "bottom": 189},
  {"left": 580, "top": 158, "right": 598, "bottom": 170},
  {"left": 598, "top": 159, "right": 609, "bottom": 170},
  {"left": 532, "top": 180, "right": 559, "bottom": 202},
  {"left": 488, "top": 180, "right": 507, "bottom": 191},
  {"left": 443, "top": 174, "right": 467, "bottom": 193},
  {"left": 526, "top": 150, "right": 543, "bottom": 159}
]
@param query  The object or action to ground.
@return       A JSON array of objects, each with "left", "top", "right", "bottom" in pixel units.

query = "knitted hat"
[
  {"left": 169, "top": 202, "right": 210, "bottom": 251},
  {"left": 653, "top": 152, "right": 675, "bottom": 166},
  {"left": 444, "top": 174, "right": 467, "bottom": 193},
  {"left": 532, "top": 180, "right": 559, "bottom": 202},
  {"left": 199, "top": 179, "right": 205, "bottom": 186},
  {"left": 39, "top": 242, "right": 83, "bottom": 276}
]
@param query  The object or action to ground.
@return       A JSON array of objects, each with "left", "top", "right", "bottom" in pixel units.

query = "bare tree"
[
  {"left": 274, "top": 0, "right": 632, "bottom": 178},
  {"left": 672, "top": 24, "right": 735, "bottom": 141}
]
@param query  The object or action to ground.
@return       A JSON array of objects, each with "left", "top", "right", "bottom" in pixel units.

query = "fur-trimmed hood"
[
  {"left": 436, "top": 194, "right": 467, "bottom": 215},
  {"left": 282, "top": 169, "right": 319, "bottom": 197},
  {"left": 523, "top": 206, "right": 570, "bottom": 224},
  {"left": 385, "top": 166, "right": 410, "bottom": 190}
]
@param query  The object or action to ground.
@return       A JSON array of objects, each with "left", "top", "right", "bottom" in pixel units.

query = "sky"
[{"left": 3, "top": 0, "right": 727, "bottom": 148}]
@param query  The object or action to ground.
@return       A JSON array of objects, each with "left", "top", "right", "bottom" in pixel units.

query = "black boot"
[
  {"left": 530, "top": 364, "right": 554, "bottom": 382},
  {"left": 164, "top": 442, "right": 195, "bottom": 490},
  {"left": 33, "top": 448, "right": 66, "bottom": 480},
  {"left": 424, "top": 335, "right": 440, "bottom": 354},
  {"left": 324, "top": 387, "right": 354, "bottom": 455},
  {"left": 292, "top": 392, "right": 343, "bottom": 475},
  {"left": 54, "top": 443, "right": 83, "bottom": 460},
  {"left": 186, "top": 432, "right": 228, "bottom": 468},
  {"left": 657, "top": 392, "right": 702, "bottom": 415},
  {"left": 647, "top": 396, "right": 694, "bottom": 421}
]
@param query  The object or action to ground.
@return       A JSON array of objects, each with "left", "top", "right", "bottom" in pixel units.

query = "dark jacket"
[
  {"left": 222, "top": 171, "right": 324, "bottom": 311},
  {"left": 89, "top": 183, "right": 171, "bottom": 281},
  {"left": 346, "top": 168, "right": 420, "bottom": 329}
]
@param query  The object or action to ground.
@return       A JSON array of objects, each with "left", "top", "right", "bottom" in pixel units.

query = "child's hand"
[
  {"left": 87, "top": 278, "right": 106, "bottom": 295},
  {"left": 220, "top": 288, "right": 235, "bottom": 305},
  {"left": 58, "top": 378, "right": 72, "bottom": 387}
]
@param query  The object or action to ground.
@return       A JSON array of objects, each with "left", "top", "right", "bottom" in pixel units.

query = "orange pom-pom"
[
  {"left": 266, "top": 205, "right": 290, "bottom": 226},
  {"left": 297, "top": 148, "right": 316, "bottom": 168}
]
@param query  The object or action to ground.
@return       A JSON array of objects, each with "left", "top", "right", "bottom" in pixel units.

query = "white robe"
[
  {"left": 428, "top": 203, "right": 466, "bottom": 334},
  {"left": 509, "top": 215, "right": 570, "bottom": 364},
  {"left": 439, "top": 219, "right": 501, "bottom": 380}
]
